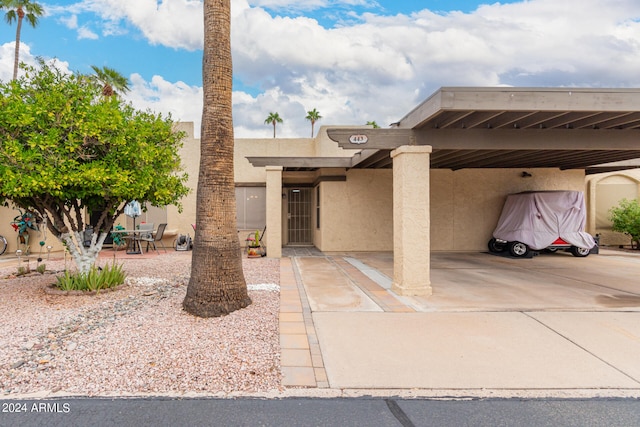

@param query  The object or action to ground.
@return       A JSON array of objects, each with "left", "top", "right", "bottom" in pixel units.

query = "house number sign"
[{"left": 349, "top": 134, "right": 368, "bottom": 144}]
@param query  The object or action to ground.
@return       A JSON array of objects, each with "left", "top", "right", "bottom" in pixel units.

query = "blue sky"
[{"left": 1, "top": 0, "right": 640, "bottom": 138}]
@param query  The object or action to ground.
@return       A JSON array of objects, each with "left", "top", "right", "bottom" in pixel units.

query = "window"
[
  {"left": 236, "top": 187, "right": 266, "bottom": 230},
  {"left": 316, "top": 186, "right": 320, "bottom": 229}
]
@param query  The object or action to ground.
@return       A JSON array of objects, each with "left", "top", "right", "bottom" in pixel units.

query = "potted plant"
[
  {"left": 247, "top": 230, "right": 263, "bottom": 257},
  {"left": 110, "top": 224, "right": 128, "bottom": 251}
]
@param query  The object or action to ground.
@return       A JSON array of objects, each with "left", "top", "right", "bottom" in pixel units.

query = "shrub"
[
  {"left": 55, "top": 263, "right": 126, "bottom": 292},
  {"left": 609, "top": 198, "right": 640, "bottom": 248}
]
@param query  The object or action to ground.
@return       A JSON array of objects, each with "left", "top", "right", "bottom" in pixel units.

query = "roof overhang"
[
  {"left": 247, "top": 88, "right": 640, "bottom": 172},
  {"left": 399, "top": 87, "right": 640, "bottom": 131},
  {"left": 246, "top": 156, "right": 353, "bottom": 171},
  {"left": 325, "top": 87, "right": 640, "bottom": 171}
]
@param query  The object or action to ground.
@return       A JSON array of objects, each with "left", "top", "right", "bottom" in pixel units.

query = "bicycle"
[{"left": 0, "top": 234, "right": 7, "bottom": 255}]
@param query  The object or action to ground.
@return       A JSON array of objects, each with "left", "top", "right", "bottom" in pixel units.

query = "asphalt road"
[{"left": 1, "top": 397, "right": 639, "bottom": 427}]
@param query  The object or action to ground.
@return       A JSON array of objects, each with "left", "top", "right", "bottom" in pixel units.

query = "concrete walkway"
[{"left": 279, "top": 248, "right": 640, "bottom": 397}]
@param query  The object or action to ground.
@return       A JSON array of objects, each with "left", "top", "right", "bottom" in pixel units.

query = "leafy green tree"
[
  {"left": 305, "top": 108, "right": 321, "bottom": 137},
  {"left": 1, "top": 0, "right": 44, "bottom": 80},
  {"left": 183, "top": 0, "right": 251, "bottom": 317},
  {"left": 264, "top": 112, "right": 283, "bottom": 138},
  {"left": 609, "top": 198, "right": 640, "bottom": 248},
  {"left": 366, "top": 120, "right": 380, "bottom": 128},
  {"left": 90, "top": 65, "right": 130, "bottom": 97},
  {"left": 0, "top": 61, "right": 189, "bottom": 273}
]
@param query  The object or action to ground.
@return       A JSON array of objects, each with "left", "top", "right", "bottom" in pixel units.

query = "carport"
[{"left": 251, "top": 87, "right": 640, "bottom": 297}]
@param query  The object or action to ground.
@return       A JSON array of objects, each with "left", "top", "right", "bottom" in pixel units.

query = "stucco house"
[
  {"left": 169, "top": 87, "right": 640, "bottom": 296},
  {"left": 2, "top": 87, "right": 640, "bottom": 296}
]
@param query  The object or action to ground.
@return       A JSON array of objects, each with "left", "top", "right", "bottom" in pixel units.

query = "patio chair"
[
  {"left": 140, "top": 223, "right": 168, "bottom": 254},
  {"left": 138, "top": 223, "right": 154, "bottom": 239}
]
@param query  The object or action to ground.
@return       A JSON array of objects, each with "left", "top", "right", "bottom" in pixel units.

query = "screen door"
[{"left": 287, "top": 188, "right": 312, "bottom": 245}]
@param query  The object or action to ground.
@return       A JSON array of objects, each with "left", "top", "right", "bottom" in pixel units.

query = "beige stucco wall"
[
  {"left": 234, "top": 125, "right": 363, "bottom": 184},
  {"left": 174, "top": 122, "right": 635, "bottom": 254},
  {"left": 172, "top": 124, "right": 358, "bottom": 249},
  {"left": 166, "top": 121, "right": 199, "bottom": 244},
  {"left": 0, "top": 204, "right": 66, "bottom": 256},
  {"left": 311, "top": 167, "right": 587, "bottom": 253},
  {"left": 585, "top": 169, "right": 640, "bottom": 246},
  {"left": 168, "top": 122, "right": 310, "bottom": 249},
  {"left": 169, "top": 123, "right": 590, "bottom": 254},
  {"left": 431, "top": 168, "right": 587, "bottom": 251},
  {"left": 235, "top": 139, "right": 314, "bottom": 184},
  {"left": 315, "top": 169, "right": 394, "bottom": 252}
]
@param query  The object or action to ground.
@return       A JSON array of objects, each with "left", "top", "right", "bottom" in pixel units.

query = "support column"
[
  {"left": 391, "top": 146, "right": 433, "bottom": 296},
  {"left": 265, "top": 166, "right": 283, "bottom": 258}
]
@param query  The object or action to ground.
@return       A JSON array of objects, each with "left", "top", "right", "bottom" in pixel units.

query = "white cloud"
[
  {"left": 0, "top": 43, "right": 17, "bottom": 82},
  {"left": 77, "top": 26, "right": 99, "bottom": 40},
  {"left": 226, "top": 0, "right": 640, "bottom": 135},
  {"left": 58, "top": 0, "right": 204, "bottom": 50},
  {"left": 126, "top": 73, "right": 204, "bottom": 133},
  {"left": 195, "top": 0, "right": 640, "bottom": 136},
  {"left": 59, "top": 14, "right": 78, "bottom": 29},
  {"left": 0, "top": 43, "right": 71, "bottom": 82},
  {"left": 10, "top": 0, "right": 640, "bottom": 138},
  {"left": 246, "top": 0, "right": 375, "bottom": 13}
]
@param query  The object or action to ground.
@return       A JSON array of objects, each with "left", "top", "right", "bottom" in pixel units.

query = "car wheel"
[
  {"left": 508, "top": 241, "right": 529, "bottom": 257},
  {"left": 570, "top": 246, "right": 590, "bottom": 257},
  {"left": 544, "top": 247, "right": 559, "bottom": 253},
  {"left": 488, "top": 238, "right": 507, "bottom": 253}
]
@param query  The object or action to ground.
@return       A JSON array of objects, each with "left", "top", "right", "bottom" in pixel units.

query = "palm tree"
[
  {"left": 90, "top": 65, "right": 130, "bottom": 97},
  {"left": 1, "top": 0, "right": 44, "bottom": 80},
  {"left": 366, "top": 120, "right": 380, "bottom": 128},
  {"left": 305, "top": 108, "right": 322, "bottom": 137},
  {"left": 264, "top": 112, "right": 283, "bottom": 138},
  {"left": 183, "top": 0, "right": 251, "bottom": 317}
]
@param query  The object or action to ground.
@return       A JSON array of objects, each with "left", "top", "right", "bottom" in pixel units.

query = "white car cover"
[{"left": 492, "top": 191, "right": 596, "bottom": 251}]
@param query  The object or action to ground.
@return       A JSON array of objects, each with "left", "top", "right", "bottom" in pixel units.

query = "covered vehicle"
[{"left": 488, "top": 191, "right": 596, "bottom": 258}]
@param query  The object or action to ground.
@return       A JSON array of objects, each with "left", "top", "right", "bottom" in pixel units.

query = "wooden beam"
[
  {"left": 415, "top": 129, "right": 640, "bottom": 150},
  {"left": 349, "top": 149, "right": 383, "bottom": 168},
  {"left": 246, "top": 157, "right": 353, "bottom": 168},
  {"left": 327, "top": 128, "right": 413, "bottom": 150}
]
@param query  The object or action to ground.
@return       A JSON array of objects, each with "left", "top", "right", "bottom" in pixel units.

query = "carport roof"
[
  {"left": 248, "top": 87, "right": 640, "bottom": 173},
  {"left": 399, "top": 87, "right": 640, "bottom": 131}
]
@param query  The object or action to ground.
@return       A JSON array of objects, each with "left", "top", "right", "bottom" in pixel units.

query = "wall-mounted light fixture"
[{"left": 521, "top": 171, "right": 532, "bottom": 178}]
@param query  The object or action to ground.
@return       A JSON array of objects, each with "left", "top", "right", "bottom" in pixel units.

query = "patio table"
[{"left": 113, "top": 229, "right": 144, "bottom": 255}]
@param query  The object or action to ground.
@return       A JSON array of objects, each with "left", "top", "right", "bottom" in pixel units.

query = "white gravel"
[{"left": 0, "top": 251, "right": 282, "bottom": 397}]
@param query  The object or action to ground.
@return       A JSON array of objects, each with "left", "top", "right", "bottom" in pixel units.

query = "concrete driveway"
[
  {"left": 296, "top": 248, "right": 640, "bottom": 312},
  {"left": 283, "top": 248, "right": 640, "bottom": 395}
]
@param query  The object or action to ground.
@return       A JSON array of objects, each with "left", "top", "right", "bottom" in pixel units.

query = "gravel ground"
[{"left": 0, "top": 251, "right": 282, "bottom": 397}]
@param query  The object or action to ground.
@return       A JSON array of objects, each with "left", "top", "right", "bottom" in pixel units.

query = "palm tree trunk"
[
  {"left": 183, "top": 0, "right": 250, "bottom": 317},
  {"left": 13, "top": 14, "right": 24, "bottom": 81},
  {"left": 273, "top": 122, "right": 276, "bottom": 138}
]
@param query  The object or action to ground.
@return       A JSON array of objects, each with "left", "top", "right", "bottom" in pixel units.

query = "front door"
[{"left": 287, "top": 188, "right": 313, "bottom": 245}]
